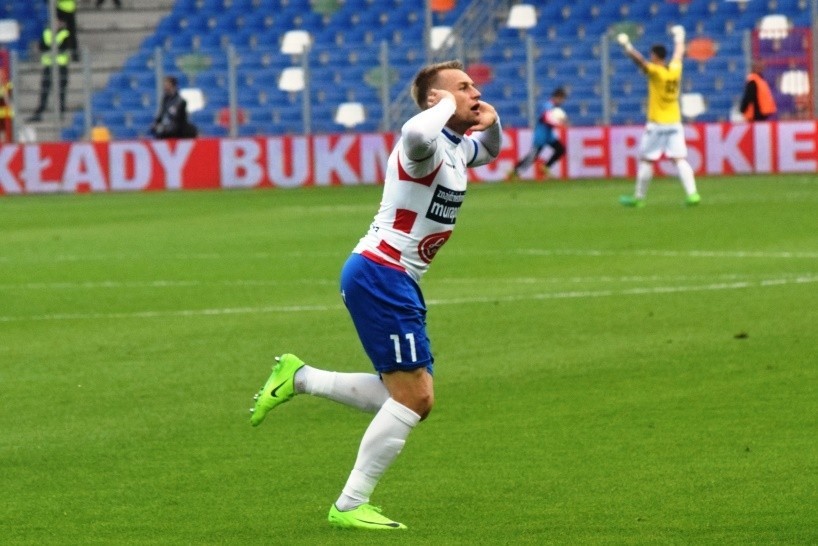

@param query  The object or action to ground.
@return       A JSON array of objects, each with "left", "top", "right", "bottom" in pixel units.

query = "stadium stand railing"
[{"left": 3, "top": 0, "right": 815, "bottom": 142}]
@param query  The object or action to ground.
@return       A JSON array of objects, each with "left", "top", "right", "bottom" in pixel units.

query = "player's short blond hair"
[{"left": 411, "top": 60, "right": 464, "bottom": 110}]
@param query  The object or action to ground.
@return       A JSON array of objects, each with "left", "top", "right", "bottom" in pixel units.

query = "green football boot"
[
  {"left": 249, "top": 354, "right": 305, "bottom": 427},
  {"left": 619, "top": 195, "right": 645, "bottom": 208},
  {"left": 685, "top": 192, "right": 701, "bottom": 206},
  {"left": 328, "top": 504, "right": 407, "bottom": 530}
]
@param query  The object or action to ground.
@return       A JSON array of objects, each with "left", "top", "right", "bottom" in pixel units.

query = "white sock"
[
  {"left": 334, "top": 398, "right": 421, "bottom": 511},
  {"left": 675, "top": 158, "right": 698, "bottom": 195},
  {"left": 294, "top": 365, "right": 389, "bottom": 413},
  {"left": 635, "top": 160, "right": 654, "bottom": 199}
]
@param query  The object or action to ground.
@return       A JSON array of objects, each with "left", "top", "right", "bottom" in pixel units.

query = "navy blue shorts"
[{"left": 340, "top": 253, "right": 434, "bottom": 374}]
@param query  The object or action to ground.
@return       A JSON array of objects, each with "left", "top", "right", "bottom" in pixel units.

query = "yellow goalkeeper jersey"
[{"left": 644, "top": 60, "right": 682, "bottom": 123}]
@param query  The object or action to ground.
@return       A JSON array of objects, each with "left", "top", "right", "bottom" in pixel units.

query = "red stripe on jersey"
[
  {"left": 397, "top": 155, "right": 443, "bottom": 187},
  {"left": 393, "top": 209, "right": 418, "bottom": 233},
  {"left": 377, "top": 239, "right": 402, "bottom": 262},
  {"left": 361, "top": 250, "right": 406, "bottom": 272}
]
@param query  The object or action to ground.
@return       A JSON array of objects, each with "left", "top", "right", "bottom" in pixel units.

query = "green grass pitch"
[{"left": 2, "top": 175, "right": 817, "bottom": 544}]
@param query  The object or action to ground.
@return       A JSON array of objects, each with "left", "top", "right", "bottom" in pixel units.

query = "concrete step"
[
  {"left": 79, "top": 0, "right": 176, "bottom": 10},
  {"left": 79, "top": 8, "right": 169, "bottom": 32},
  {"left": 14, "top": 71, "right": 138, "bottom": 112},
  {"left": 16, "top": 119, "right": 67, "bottom": 144},
  {"left": 79, "top": 27, "right": 154, "bottom": 52},
  {"left": 14, "top": 0, "right": 175, "bottom": 128}
]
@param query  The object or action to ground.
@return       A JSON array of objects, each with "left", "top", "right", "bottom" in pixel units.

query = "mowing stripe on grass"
[{"left": 2, "top": 275, "right": 817, "bottom": 323}]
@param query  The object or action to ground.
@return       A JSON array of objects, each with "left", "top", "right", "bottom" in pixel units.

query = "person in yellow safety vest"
[
  {"left": 57, "top": 0, "right": 79, "bottom": 61},
  {"left": 740, "top": 62, "right": 777, "bottom": 122},
  {"left": 26, "top": 20, "right": 71, "bottom": 122},
  {"left": 0, "top": 70, "right": 12, "bottom": 142}
]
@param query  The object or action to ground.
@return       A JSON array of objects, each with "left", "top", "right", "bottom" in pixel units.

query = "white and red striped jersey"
[{"left": 352, "top": 98, "right": 501, "bottom": 281}]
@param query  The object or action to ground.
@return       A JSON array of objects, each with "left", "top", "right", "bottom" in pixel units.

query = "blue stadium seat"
[{"left": 78, "top": 0, "right": 770, "bottom": 138}]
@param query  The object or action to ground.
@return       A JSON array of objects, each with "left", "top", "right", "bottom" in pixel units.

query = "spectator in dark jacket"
[{"left": 150, "top": 76, "right": 198, "bottom": 139}]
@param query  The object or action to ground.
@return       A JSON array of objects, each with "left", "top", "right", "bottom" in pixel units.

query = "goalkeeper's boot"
[
  {"left": 328, "top": 504, "right": 407, "bottom": 530},
  {"left": 619, "top": 195, "right": 645, "bottom": 208},
  {"left": 249, "top": 354, "right": 305, "bottom": 426},
  {"left": 685, "top": 192, "right": 701, "bottom": 206}
]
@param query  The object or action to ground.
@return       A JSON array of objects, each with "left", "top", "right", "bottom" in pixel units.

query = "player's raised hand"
[
  {"left": 427, "top": 88, "right": 455, "bottom": 109},
  {"left": 616, "top": 33, "right": 634, "bottom": 52},
  {"left": 670, "top": 25, "right": 685, "bottom": 44},
  {"left": 471, "top": 101, "right": 498, "bottom": 132}
]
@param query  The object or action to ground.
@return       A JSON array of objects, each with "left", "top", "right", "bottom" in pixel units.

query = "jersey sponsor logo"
[
  {"left": 417, "top": 231, "right": 452, "bottom": 263},
  {"left": 426, "top": 185, "right": 465, "bottom": 225}
]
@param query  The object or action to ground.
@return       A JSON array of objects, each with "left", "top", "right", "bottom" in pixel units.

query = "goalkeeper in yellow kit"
[{"left": 616, "top": 25, "right": 700, "bottom": 207}]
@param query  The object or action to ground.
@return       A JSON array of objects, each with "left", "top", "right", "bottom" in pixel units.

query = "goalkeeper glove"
[
  {"left": 670, "top": 25, "right": 685, "bottom": 45},
  {"left": 616, "top": 33, "right": 634, "bottom": 53}
]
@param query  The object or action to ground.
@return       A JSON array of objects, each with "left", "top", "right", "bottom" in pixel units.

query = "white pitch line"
[
  {"left": 0, "top": 303, "right": 342, "bottom": 323},
  {"left": 0, "top": 250, "right": 343, "bottom": 263},
  {"left": 512, "top": 249, "right": 818, "bottom": 260},
  {"left": 2, "top": 248, "right": 817, "bottom": 264},
  {"left": 2, "top": 275, "right": 816, "bottom": 323},
  {"left": 0, "top": 279, "right": 337, "bottom": 290},
  {"left": 428, "top": 275, "right": 818, "bottom": 306},
  {"left": 1, "top": 272, "right": 815, "bottom": 291}
]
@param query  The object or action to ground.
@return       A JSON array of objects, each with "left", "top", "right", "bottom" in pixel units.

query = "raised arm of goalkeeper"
[
  {"left": 616, "top": 32, "right": 648, "bottom": 71},
  {"left": 669, "top": 25, "right": 686, "bottom": 63},
  {"left": 616, "top": 25, "right": 686, "bottom": 69}
]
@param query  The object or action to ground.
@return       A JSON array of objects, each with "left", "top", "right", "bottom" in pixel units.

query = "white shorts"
[{"left": 639, "top": 122, "right": 687, "bottom": 161}]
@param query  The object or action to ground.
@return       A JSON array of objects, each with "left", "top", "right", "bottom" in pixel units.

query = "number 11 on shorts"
[{"left": 390, "top": 333, "right": 417, "bottom": 363}]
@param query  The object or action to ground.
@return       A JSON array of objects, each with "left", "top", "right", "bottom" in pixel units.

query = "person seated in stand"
[{"left": 150, "top": 76, "right": 197, "bottom": 139}]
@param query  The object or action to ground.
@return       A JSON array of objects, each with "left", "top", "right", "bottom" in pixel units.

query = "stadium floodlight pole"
[
  {"left": 456, "top": 39, "right": 465, "bottom": 68},
  {"left": 424, "top": 0, "right": 432, "bottom": 64},
  {"left": 812, "top": 0, "right": 818, "bottom": 118},
  {"left": 600, "top": 33, "right": 611, "bottom": 126},
  {"left": 301, "top": 43, "right": 312, "bottom": 136},
  {"left": 48, "top": 0, "right": 60, "bottom": 129},
  {"left": 154, "top": 47, "right": 164, "bottom": 116},
  {"left": 525, "top": 34, "right": 535, "bottom": 129},
  {"left": 379, "top": 40, "right": 390, "bottom": 132},
  {"left": 10, "top": 49, "right": 18, "bottom": 142},
  {"left": 81, "top": 46, "right": 92, "bottom": 140},
  {"left": 227, "top": 44, "right": 238, "bottom": 138}
]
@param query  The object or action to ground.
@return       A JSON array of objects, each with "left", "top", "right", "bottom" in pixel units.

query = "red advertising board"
[{"left": 0, "top": 121, "right": 815, "bottom": 195}]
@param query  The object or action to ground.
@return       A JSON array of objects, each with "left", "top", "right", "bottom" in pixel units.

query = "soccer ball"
[{"left": 549, "top": 107, "right": 567, "bottom": 125}]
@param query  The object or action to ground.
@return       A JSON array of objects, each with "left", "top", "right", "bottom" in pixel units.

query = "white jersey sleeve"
[{"left": 352, "top": 102, "right": 500, "bottom": 281}]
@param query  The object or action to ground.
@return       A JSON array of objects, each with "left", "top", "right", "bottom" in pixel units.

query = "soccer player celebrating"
[
  {"left": 511, "top": 87, "right": 568, "bottom": 179},
  {"left": 616, "top": 26, "right": 701, "bottom": 207},
  {"left": 249, "top": 60, "right": 501, "bottom": 530}
]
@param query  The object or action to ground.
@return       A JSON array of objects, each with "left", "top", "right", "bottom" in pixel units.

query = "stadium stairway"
[{"left": 16, "top": 0, "right": 174, "bottom": 142}]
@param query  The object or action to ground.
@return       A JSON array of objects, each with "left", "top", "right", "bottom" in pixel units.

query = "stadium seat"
[
  {"left": 681, "top": 93, "right": 707, "bottom": 119},
  {"left": 334, "top": 102, "right": 366, "bottom": 128},
  {"left": 507, "top": 4, "right": 537, "bottom": 29}
]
